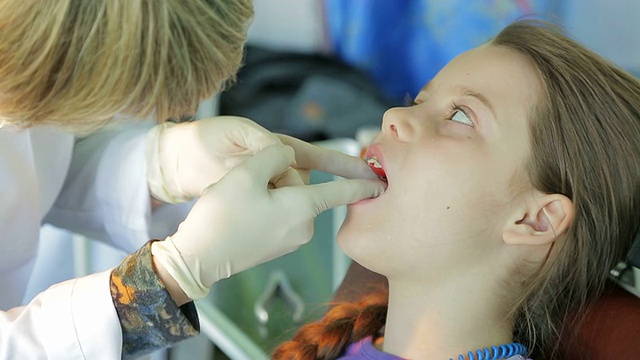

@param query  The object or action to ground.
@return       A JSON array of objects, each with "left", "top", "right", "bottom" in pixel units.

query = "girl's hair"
[
  {"left": 272, "top": 20, "right": 640, "bottom": 360},
  {"left": 272, "top": 289, "right": 389, "bottom": 360},
  {"left": 0, "top": 0, "right": 252, "bottom": 133},
  {"left": 494, "top": 20, "right": 640, "bottom": 359}
]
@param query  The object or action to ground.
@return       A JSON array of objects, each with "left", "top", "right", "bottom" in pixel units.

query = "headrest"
[{"left": 561, "top": 283, "right": 640, "bottom": 359}]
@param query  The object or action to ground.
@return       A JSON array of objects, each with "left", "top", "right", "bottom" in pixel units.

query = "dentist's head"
[{"left": 0, "top": 0, "right": 253, "bottom": 133}]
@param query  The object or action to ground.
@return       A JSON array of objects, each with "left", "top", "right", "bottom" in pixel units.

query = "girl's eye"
[{"left": 450, "top": 109, "right": 473, "bottom": 126}]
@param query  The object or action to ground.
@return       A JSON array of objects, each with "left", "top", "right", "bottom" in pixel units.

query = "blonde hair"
[{"left": 0, "top": 0, "right": 253, "bottom": 133}]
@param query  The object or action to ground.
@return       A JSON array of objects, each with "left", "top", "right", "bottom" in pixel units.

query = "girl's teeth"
[{"left": 367, "top": 157, "right": 382, "bottom": 168}]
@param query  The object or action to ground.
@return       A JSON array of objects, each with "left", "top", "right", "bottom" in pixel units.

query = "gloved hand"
[
  {"left": 151, "top": 144, "right": 386, "bottom": 300},
  {"left": 146, "top": 116, "right": 280, "bottom": 203}
]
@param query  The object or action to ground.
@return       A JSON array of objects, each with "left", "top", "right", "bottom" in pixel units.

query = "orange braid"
[{"left": 272, "top": 291, "right": 389, "bottom": 360}]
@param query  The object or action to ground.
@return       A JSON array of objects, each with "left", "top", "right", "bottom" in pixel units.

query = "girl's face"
[{"left": 338, "top": 45, "right": 544, "bottom": 281}]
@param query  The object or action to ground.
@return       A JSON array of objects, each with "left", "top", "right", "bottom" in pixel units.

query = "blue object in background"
[{"left": 324, "top": 0, "right": 556, "bottom": 103}]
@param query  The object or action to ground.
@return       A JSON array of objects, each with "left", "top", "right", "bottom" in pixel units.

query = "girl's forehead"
[
  {"left": 428, "top": 45, "right": 543, "bottom": 117},
  {"left": 441, "top": 46, "right": 538, "bottom": 87}
]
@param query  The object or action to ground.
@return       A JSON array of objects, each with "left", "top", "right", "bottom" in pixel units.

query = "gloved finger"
[
  {"left": 271, "top": 167, "right": 305, "bottom": 188},
  {"left": 225, "top": 144, "right": 297, "bottom": 187},
  {"left": 297, "top": 169, "right": 311, "bottom": 184},
  {"left": 291, "top": 178, "right": 386, "bottom": 216},
  {"left": 277, "top": 134, "right": 377, "bottom": 180},
  {"left": 222, "top": 153, "right": 253, "bottom": 172}
]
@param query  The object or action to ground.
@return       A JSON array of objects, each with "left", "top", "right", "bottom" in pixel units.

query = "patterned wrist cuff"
[{"left": 110, "top": 241, "right": 199, "bottom": 359}]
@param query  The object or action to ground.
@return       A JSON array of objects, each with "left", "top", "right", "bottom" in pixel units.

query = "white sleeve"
[
  {"left": 44, "top": 122, "right": 192, "bottom": 253},
  {"left": 0, "top": 270, "right": 122, "bottom": 360}
]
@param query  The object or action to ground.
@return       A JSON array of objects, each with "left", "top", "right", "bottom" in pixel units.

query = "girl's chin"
[{"left": 337, "top": 218, "right": 377, "bottom": 252}]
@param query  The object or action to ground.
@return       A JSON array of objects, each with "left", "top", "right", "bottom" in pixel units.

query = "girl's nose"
[{"left": 382, "top": 107, "right": 416, "bottom": 142}]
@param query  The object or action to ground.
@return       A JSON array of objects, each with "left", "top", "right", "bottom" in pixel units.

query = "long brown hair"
[
  {"left": 494, "top": 20, "right": 640, "bottom": 359},
  {"left": 273, "top": 20, "right": 640, "bottom": 360},
  {"left": 0, "top": 0, "right": 252, "bottom": 133}
]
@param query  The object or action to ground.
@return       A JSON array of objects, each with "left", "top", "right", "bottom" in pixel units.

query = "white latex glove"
[
  {"left": 277, "top": 134, "right": 378, "bottom": 182},
  {"left": 151, "top": 144, "right": 386, "bottom": 300},
  {"left": 146, "top": 116, "right": 280, "bottom": 203}
]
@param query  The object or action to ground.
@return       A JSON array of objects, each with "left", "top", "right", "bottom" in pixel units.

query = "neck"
[{"left": 382, "top": 271, "right": 515, "bottom": 359}]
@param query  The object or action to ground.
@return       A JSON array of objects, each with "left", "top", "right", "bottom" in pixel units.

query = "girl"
[{"left": 273, "top": 20, "right": 640, "bottom": 360}]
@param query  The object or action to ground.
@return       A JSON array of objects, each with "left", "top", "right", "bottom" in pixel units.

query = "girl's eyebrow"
[
  {"left": 455, "top": 87, "right": 497, "bottom": 120},
  {"left": 419, "top": 81, "right": 498, "bottom": 123}
]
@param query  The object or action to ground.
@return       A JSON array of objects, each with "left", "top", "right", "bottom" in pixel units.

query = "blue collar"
[{"left": 450, "top": 342, "right": 527, "bottom": 360}]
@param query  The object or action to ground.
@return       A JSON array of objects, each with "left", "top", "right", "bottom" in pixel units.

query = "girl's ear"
[{"left": 503, "top": 193, "right": 574, "bottom": 246}]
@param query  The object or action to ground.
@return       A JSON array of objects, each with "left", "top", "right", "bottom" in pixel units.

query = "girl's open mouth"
[{"left": 365, "top": 156, "right": 387, "bottom": 183}]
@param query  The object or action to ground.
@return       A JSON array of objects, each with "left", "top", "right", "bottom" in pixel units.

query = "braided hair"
[{"left": 272, "top": 290, "right": 389, "bottom": 360}]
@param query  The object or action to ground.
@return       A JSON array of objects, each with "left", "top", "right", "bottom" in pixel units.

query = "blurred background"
[{"left": 26, "top": 1, "right": 640, "bottom": 359}]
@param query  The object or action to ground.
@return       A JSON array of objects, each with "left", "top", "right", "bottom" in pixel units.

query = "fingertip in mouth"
[{"left": 365, "top": 156, "right": 388, "bottom": 184}]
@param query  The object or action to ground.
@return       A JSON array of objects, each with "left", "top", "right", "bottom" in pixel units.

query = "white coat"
[{"left": 0, "top": 122, "right": 187, "bottom": 359}]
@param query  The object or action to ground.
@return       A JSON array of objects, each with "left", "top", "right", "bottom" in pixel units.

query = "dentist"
[{"left": 0, "top": 1, "right": 384, "bottom": 359}]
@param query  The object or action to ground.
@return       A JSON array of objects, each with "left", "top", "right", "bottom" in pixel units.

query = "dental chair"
[{"left": 560, "top": 236, "right": 640, "bottom": 359}]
